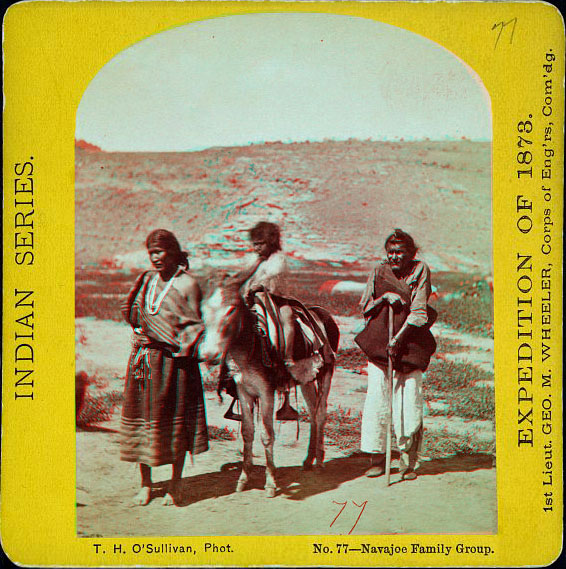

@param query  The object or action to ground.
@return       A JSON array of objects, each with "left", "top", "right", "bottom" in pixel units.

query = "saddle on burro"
[{"left": 218, "top": 221, "right": 333, "bottom": 422}]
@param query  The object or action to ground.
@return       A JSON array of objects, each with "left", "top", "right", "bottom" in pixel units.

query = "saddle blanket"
[{"left": 252, "top": 292, "right": 329, "bottom": 362}]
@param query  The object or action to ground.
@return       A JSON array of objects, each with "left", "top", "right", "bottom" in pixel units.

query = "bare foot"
[{"left": 132, "top": 486, "right": 151, "bottom": 506}]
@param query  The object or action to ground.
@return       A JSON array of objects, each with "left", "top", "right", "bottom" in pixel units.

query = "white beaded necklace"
[{"left": 146, "top": 267, "right": 182, "bottom": 315}]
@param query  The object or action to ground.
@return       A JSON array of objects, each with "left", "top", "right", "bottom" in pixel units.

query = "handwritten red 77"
[{"left": 330, "top": 500, "right": 368, "bottom": 534}]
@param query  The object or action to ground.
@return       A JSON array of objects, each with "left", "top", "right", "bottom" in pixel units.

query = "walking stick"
[{"left": 385, "top": 304, "right": 394, "bottom": 486}]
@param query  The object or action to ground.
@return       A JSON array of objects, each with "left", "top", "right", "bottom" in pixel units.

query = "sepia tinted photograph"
[{"left": 74, "top": 13, "right": 495, "bottom": 537}]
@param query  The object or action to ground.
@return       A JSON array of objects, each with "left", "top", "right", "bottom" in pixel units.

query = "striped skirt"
[{"left": 120, "top": 343, "right": 208, "bottom": 467}]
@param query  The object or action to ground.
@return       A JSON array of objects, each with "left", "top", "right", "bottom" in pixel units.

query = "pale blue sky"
[{"left": 76, "top": 13, "right": 491, "bottom": 151}]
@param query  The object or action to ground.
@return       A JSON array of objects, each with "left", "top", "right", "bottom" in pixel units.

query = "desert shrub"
[
  {"left": 433, "top": 275, "right": 493, "bottom": 337},
  {"left": 287, "top": 271, "right": 362, "bottom": 317},
  {"left": 424, "top": 360, "right": 494, "bottom": 421},
  {"left": 321, "top": 293, "right": 361, "bottom": 317},
  {"left": 76, "top": 267, "right": 495, "bottom": 336},
  {"left": 424, "top": 359, "right": 493, "bottom": 394},
  {"left": 77, "top": 390, "right": 123, "bottom": 426},
  {"left": 443, "top": 386, "right": 495, "bottom": 421},
  {"left": 208, "top": 425, "right": 237, "bottom": 441},
  {"left": 335, "top": 347, "right": 367, "bottom": 370},
  {"left": 425, "top": 355, "right": 497, "bottom": 420},
  {"left": 434, "top": 336, "right": 465, "bottom": 354},
  {"left": 76, "top": 294, "right": 125, "bottom": 322},
  {"left": 296, "top": 290, "right": 360, "bottom": 318},
  {"left": 422, "top": 429, "right": 495, "bottom": 458},
  {"left": 75, "top": 267, "right": 363, "bottom": 321},
  {"left": 299, "top": 405, "right": 362, "bottom": 452},
  {"left": 432, "top": 271, "right": 471, "bottom": 291},
  {"left": 435, "top": 295, "right": 493, "bottom": 337},
  {"left": 75, "top": 269, "right": 140, "bottom": 322},
  {"left": 295, "top": 402, "right": 495, "bottom": 457}
]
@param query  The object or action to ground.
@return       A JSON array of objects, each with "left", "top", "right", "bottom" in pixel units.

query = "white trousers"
[{"left": 361, "top": 361, "right": 423, "bottom": 455}]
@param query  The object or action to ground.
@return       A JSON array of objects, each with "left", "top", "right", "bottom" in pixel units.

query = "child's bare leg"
[
  {"left": 162, "top": 455, "right": 185, "bottom": 506},
  {"left": 275, "top": 304, "right": 301, "bottom": 420},
  {"left": 133, "top": 464, "right": 152, "bottom": 506},
  {"left": 280, "top": 305, "right": 295, "bottom": 363}
]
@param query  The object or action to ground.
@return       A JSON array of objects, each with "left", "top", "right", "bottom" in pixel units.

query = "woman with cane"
[{"left": 356, "top": 229, "right": 436, "bottom": 481}]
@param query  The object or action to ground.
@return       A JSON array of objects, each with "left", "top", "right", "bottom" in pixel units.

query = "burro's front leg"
[
  {"left": 236, "top": 390, "right": 255, "bottom": 493},
  {"left": 259, "top": 391, "right": 277, "bottom": 497}
]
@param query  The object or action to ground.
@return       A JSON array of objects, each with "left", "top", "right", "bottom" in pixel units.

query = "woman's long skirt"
[{"left": 120, "top": 344, "right": 208, "bottom": 467}]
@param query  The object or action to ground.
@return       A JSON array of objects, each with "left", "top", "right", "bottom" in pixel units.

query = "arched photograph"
[{"left": 74, "top": 13, "right": 495, "bottom": 537}]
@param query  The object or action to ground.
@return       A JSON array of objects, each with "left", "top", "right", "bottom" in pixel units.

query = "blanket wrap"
[{"left": 355, "top": 263, "right": 436, "bottom": 372}]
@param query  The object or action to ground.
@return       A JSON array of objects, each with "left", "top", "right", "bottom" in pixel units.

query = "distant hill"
[
  {"left": 75, "top": 139, "right": 492, "bottom": 274},
  {"left": 75, "top": 139, "right": 103, "bottom": 152}
]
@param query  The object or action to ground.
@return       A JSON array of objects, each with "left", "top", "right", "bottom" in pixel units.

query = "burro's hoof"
[
  {"left": 236, "top": 480, "right": 246, "bottom": 493},
  {"left": 265, "top": 486, "right": 276, "bottom": 498},
  {"left": 302, "top": 461, "right": 313, "bottom": 471},
  {"left": 161, "top": 492, "right": 175, "bottom": 506}
]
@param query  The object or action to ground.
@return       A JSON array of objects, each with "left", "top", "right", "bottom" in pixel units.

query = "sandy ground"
[
  {"left": 77, "top": 417, "right": 496, "bottom": 537},
  {"left": 76, "top": 317, "right": 496, "bottom": 537}
]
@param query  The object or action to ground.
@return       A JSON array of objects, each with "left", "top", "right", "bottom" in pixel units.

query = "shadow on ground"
[{"left": 159, "top": 451, "right": 494, "bottom": 507}]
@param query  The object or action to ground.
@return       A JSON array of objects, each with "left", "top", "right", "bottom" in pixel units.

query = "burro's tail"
[{"left": 309, "top": 306, "right": 340, "bottom": 353}]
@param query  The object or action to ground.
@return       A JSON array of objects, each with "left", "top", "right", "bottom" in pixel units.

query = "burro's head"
[{"left": 199, "top": 281, "right": 241, "bottom": 362}]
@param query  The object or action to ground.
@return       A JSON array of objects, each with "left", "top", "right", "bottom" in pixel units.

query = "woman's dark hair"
[
  {"left": 145, "top": 229, "right": 189, "bottom": 268},
  {"left": 384, "top": 228, "right": 418, "bottom": 259},
  {"left": 249, "top": 221, "right": 282, "bottom": 252}
]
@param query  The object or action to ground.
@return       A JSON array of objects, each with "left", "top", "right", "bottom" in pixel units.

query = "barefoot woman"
[{"left": 120, "top": 229, "right": 208, "bottom": 505}]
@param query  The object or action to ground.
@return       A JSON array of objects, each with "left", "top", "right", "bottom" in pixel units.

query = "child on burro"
[{"left": 219, "top": 221, "right": 331, "bottom": 421}]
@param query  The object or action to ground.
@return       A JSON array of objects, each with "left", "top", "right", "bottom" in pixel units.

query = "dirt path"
[
  {"left": 77, "top": 414, "right": 496, "bottom": 537},
  {"left": 76, "top": 317, "right": 496, "bottom": 537}
]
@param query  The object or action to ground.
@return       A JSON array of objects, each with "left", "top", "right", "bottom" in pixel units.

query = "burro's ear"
[
  {"left": 203, "top": 270, "right": 227, "bottom": 297},
  {"left": 218, "top": 270, "right": 231, "bottom": 285},
  {"left": 223, "top": 272, "right": 240, "bottom": 287}
]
